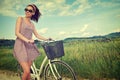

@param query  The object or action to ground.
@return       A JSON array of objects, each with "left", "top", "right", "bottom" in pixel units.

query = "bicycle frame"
[
  {"left": 18, "top": 40, "right": 76, "bottom": 80},
  {"left": 30, "top": 56, "right": 61, "bottom": 80},
  {"left": 30, "top": 56, "right": 48, "bottom": 80}
]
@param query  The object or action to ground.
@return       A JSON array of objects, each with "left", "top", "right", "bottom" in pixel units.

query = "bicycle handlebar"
[{"left": 40, "top": 40, "right": 63, "bottom": 46}]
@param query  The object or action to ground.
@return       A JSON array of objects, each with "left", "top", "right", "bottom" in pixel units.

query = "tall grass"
[
  {"left": 0, "top": 40, "right": 120, "bottom": 79},
  {"left": 63, "top": 40, "right": 120, "bottom": 79},
  {"left": 0, "top": 48, "right": 17, "bottom": 71}
]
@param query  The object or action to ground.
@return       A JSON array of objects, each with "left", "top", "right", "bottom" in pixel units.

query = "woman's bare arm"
[
  {"left": 15, "top": 17, "right": 30, "bottom": 43},
  {"left": 33, "top": 25, "right": 47, "bottom": 41}
]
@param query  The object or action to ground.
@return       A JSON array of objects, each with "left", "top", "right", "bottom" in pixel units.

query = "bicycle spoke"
[{"left": 44, "top": 61, "right": 76, "bottom": 80}]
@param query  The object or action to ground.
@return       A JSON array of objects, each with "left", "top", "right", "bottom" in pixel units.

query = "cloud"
[
  {"left": 36, "top": 0, "right": 120, "bottom": 16},
  {"left": 58, "top": 24, "right": 91, "bottom": 38},
  {"left": 117, "top": 15, "right": 120, "bottom": 17},
  {"left": 0, "top": 9, "right": 18, "bottom": 17},
  {"left": 59, "top": 31, "right": 67, "bottom": 35},
  {"left": 80, "top": 24, "right": 88, "bottom": 32},
  {"left": 0, "top": 0, "right": 18, "bottom": 17},
  {"left": 41, "top": 0, "right": 90, "bottom": 16},
  {"left": 81, "top": 32, "right": 90, "bottom": 37},
  {"left": 37, "top": 0, "right": 71, "bottom": 16},
  {"left": 71, "top": 31, "right": 79, "bottom": 34},
  {"left": 38, "top": 28, "right": 48, "bottom": 34},
  {"left": 0, "top": 0, "right": 119, "bottom": 17},
  {"left": 0, "top": 0, "right": 91, "bottom": 17},
  {"left": 93, "top": 0, "right": 120, "bottom": 8},
  {"left": 113, "top": 28, "right": 120, "bottom": 32},
  {"left": 0, "top": 0, "right": 34, "bottom": 17}
]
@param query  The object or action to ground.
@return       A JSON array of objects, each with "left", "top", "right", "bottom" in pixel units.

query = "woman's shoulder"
[
  {"left": 16, "top": 16, "right": 23, "bottom": 22},
  {"left": 17, "top": 16, "right": 23, "bottom": 19}
]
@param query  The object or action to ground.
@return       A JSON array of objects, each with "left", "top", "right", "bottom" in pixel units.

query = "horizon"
[
  {"left": 0, "top": 0, "right": 120, "bottom": 40},
  {"left": 0, "top": 31, "right": 119, "bottom": 40}
]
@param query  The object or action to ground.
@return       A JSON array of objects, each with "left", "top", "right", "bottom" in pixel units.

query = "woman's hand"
[
  {"left": 28, "top": 39, "right": 34, "bottom": 43},
  {"left": 46, "top": 38, "right": 53, "bottom": 41}
]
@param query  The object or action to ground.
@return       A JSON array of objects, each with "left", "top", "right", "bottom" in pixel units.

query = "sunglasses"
[{"left": 24, "top": 8, "right": 34, "bottom": 13}]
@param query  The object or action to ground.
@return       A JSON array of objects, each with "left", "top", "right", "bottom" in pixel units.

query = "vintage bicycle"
[{"left": 17, "top": 40, "right": 76, "bottom": 80}]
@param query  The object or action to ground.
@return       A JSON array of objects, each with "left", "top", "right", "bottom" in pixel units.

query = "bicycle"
[{"left": 17, "top": 40, "right": 76, "bottom": 80}]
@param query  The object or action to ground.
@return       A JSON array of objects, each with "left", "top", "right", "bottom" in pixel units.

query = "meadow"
[{"left": 0, "top": 38, "right": 120, "bottom": 80}]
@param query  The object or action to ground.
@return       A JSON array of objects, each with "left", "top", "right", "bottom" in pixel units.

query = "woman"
[{"left": 13, "top": 4, "right": 48, "bottom": 80}]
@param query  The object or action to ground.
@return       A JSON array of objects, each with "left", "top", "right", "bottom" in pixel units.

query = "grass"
[
  {"left": 0, "top": 39, "right": 120, "bottom": 80},
  {"left": 0, "top": 70, "right": 20, "bottom": 80},
  {"left": 63, "top": 40, "right": 120, "bottom": 79},
  {"left": 0, "top": 48, "right": 17, "bottom": 71}
]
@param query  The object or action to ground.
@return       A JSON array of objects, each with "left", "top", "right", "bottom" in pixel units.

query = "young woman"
[{"left": 13, "top": 4, "right": 49, "bottom": 80}]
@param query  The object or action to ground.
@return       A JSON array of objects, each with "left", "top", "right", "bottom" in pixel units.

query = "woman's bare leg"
[
  {"left": 19, "top": 62, "right": 31, "bottom": 80},
  {"left": 27, "top": 61, "right": 32, "bottom": 80}
]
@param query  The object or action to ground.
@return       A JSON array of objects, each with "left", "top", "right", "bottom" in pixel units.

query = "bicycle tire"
[{"left": 44, "top": 60, "right": 76, "bottom": 80}]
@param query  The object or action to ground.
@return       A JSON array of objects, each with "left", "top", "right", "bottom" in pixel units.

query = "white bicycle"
[{"left": 17, "top": 40, "right": 76, "bottom": 80}]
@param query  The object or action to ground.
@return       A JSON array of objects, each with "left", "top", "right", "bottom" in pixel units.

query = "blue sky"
[{"left": 0, "top": 0, "right": 120, "bottom": 40}]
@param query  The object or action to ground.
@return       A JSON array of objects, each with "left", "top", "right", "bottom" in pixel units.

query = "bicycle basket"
[{"left": 42, "top": 40, "right": 65, "bottom": 60}]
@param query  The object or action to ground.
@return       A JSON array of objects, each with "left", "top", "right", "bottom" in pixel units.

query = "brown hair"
[{"left": 27, "top": 4, "right": 41, "bottom": 22}]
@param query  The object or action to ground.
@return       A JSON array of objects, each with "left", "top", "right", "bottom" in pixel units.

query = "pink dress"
[{"left": 13, "top": 17, "right": 40, "bottom": 62}]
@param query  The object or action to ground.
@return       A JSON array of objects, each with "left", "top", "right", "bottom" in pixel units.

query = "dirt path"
[
  {"left": 0, "top": 70, "right": 117, "bottom": 80},
  {"left": 0, "top": 70, "right": 20, "bottom": 80}
]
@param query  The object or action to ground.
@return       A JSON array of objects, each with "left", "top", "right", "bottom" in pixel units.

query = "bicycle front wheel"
[{"left": 44, "top": 60, "right": 76, "bottom": 80}]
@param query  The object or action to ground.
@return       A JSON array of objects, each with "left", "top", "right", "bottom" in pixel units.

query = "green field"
[{"left": 0, "top": 39, "right": 120, "bottom": 80}]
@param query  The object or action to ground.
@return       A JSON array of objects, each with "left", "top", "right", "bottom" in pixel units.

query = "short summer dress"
[{"left": 13, "top": 17, "right": 40, "bottom": 62}]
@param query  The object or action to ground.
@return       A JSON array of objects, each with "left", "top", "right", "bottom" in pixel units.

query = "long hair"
[{"left": 27, "top": 4, "right": 41, "bottom": 22}]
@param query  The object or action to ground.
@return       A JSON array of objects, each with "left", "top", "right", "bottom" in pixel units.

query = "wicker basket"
[{"left": 42, "top": 40, "right": 64, "bottom": 60}]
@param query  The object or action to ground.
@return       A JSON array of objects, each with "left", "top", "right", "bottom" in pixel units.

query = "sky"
[{"left": 0, "top": 0, "right": 120, "bottom": 40}]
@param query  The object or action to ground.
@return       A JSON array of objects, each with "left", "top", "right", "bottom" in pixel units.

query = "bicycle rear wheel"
[{"left": 44, "top": 60, "right": 76, "bottom": 80}]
